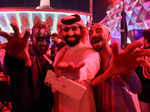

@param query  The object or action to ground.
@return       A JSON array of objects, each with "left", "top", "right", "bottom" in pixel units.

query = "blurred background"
[
  {"left": 0, "top": 0, "right": 149, "bottom": 45},
  {"left": 0, "top": 0, "right": 110, "bottom": 22}
]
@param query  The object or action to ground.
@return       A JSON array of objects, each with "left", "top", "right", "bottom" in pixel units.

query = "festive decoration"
[
  {"left": 101, "top": 0, "right": 150, "bottom": 41},
  {"left": 0, "top": 8, "right": 90, "bottom": 43}
]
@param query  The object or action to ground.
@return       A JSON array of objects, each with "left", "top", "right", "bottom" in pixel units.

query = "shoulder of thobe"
[{"left": 53, "top": 45, "right": 69, "bottom": 67}]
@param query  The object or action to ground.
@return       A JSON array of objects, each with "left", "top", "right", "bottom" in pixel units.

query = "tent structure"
[{"left": 101, "top": 0, "right": 150, "bottom": 42}]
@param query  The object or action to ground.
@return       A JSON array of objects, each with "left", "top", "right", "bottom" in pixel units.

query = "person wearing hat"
[
  {"left": 53, "top": 14, "right": 100, "bottom": 112},
  {"left": 89, "top": 23, "right": 150, "bottom": 112},
  {"left": 0, "top": 21, "right": 54, "bottom": 112}
]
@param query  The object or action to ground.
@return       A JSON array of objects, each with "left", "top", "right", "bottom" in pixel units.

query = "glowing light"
[
  {"left": 3, "top": 13, "right": 12, "bottom": 33},
  {"left": 52, "top": 13, "right": 58, "bottom": 33},
  {"left": 29, "top": 12, "right": 33, "bottom": 29},
  {"left": 16, "top": 12, "right": 21, "bottom": 33},
  {"left": 127, "top": 37, "right": 131, "bottom": 44},
  {"left": 0, "top": 9, "right": 90, "bottom": 43},
  {"left": 103, "top": 0, "right": 150, "bottom": 41},
  {"left": 41, "top": 12, "right": 46, "bottom": 22}
]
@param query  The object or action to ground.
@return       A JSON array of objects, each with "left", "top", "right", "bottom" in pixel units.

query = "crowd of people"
[{"left": 0, "top": 14, "right": 149, "bottom": 112}]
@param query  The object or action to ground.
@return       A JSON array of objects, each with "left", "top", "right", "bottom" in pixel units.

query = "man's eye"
[
  {"left": 63, "top": 27, "right": 69, "bottom": 32},
  {"left": 72, "top": 26, "right": 77, "bottom": 31},
  {"left": 91, "top": 38, "right": 102, "bottom": 44}
]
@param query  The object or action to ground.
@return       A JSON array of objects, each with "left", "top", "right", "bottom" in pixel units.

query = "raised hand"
[
  {"left": 111, "top": 40, "right": 150, "bottom": 75},
  {"left": 92, "top": 40, "right": 150, "bottom": 86},
  {"left": 0, "top": 23, "right": 30, "bottom": 60}
]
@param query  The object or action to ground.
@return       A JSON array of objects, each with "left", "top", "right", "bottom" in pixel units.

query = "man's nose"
[{"left": 67, "top": 29, "right": 74, "bottom": 36}]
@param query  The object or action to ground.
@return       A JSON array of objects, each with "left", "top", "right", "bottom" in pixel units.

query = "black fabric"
[
  {"left": 51, "top": 41, "right": 65, "bottom": 62},
  {"left": 0, "top": 81, "right": 10, "bottom": 101},
  {"left": 136, "top": 66, "right": 150, "bottom": 102},
  {"left": 4, "top": 53, "right": 54, "bottom": 112},
  {"left": 61, "top": 14, "right": 81, "bottom": 25}
]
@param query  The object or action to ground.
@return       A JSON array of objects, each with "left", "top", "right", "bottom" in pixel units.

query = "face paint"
[
  {"left": 32, "top": 22, "right": 51, "bottom": 55},
  {"left": 89, "top": 24, "right": 110, "bottom": 52}
]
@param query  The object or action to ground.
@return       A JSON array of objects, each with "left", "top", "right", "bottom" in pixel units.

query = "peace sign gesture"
[{"left": 0, "top": 23, "right": 30, "bottom": 60}]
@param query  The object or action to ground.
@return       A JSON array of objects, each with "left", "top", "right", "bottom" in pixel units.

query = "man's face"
[
  {"left": 62, "top": 24, "right": 82, "bottom": 46},
  {"left": 51, "top": 36, "right": 59, "bottom": 44},
  {"left": 32, "top": 26, "right": 50, "bottom": 55},
  {"left": 89, "top": 26, "right": 107, "bottom": 52},
  {"left": 35, "top": 36, "right": 50, "bottom": 55}
]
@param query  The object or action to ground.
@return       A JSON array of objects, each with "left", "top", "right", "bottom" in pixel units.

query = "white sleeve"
[{"left": 79, "top": 51, "right": 100, "bottom": 81}]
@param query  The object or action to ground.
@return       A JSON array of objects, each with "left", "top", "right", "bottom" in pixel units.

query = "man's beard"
[{"left": 63, "top": 34, "right": 81, "bottom": 47}]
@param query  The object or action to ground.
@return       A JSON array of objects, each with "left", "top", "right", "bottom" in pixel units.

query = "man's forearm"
[{"left": 92, "top": 67, "right": 116, "bottom": 86}]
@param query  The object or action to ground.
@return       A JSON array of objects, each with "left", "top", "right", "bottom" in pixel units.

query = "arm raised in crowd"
[
  {"left": 92, "top": 40, "right": 150, "bottom": 86},
  {"left": 0, "top": 23, "right": 30, "bottom": 60}
]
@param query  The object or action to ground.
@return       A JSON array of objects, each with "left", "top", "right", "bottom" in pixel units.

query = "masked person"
[
  {"left": 53, "top": 14, "right": 100, "bottom": 112},
  {"left": 89, "top": 23, "right": 150, "bottom": 112},
  {"left": 0, "top": 22, "right": 54, "bottom": 112}
]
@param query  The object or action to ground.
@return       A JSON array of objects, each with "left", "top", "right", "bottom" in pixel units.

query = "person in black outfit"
[
  {"left": 50, "top": 32, "right": 65, "bottom": 62},
  {"left": 0, "top": 22, "right": 54, "bottom": 112},
  {"left": 136, "top": 29, "right": 150, "bottom": 112}
]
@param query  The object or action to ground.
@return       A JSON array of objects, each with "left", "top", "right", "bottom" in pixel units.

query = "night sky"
[{"left": 0, "top": 0, "right": 110, "bottom": 22}]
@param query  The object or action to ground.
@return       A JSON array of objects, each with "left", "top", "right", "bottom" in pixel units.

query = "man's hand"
[
  {"left": 110, "top": 40, "right": 150, "bottom": 75},
  {"left": 56, "top": 62, "right": 85, "bottom": 76},
  {"left": 0, "top": 23, "right": 30, "bottom": 60},
  {"left": 92, "top": 40, "right": 150, "bottom": 86}
]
